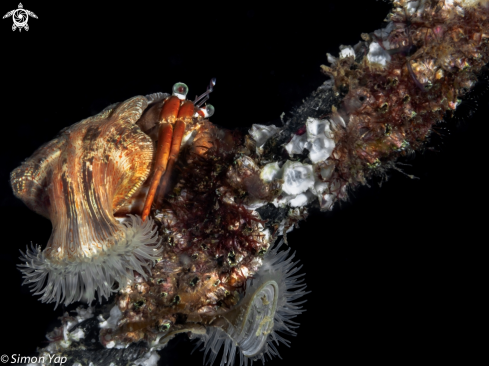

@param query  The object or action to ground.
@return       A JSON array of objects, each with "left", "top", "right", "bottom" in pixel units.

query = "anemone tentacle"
[
  {"left": 194, "top": 240, "right": 309, "bottom": 366},
  {"left": 18, "top": 215, "right": 162, "bottom": 308}
]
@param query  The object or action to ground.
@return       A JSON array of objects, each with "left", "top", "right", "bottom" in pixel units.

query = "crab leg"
[
  {"left": 155, "top": 100, "right": 195, "bottom": 207},
  {"left": 141, "top": 96, "right": 181, "bottom": 221}
]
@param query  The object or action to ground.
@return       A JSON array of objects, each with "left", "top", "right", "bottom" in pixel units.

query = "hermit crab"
[
  {"left": 11, "top": 1, "right": 489, "bottom": 365},
  {"left": 11, "top": 80, "right": 217, "bottom": 307},
  {"left": 12, "top": 79, "right": 308, "bottom": 365}
]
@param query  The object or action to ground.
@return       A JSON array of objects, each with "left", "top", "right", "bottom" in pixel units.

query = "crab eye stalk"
[
  {"left": 196, "top": 104, "right": 215, "bottom": 118},
  {"left": 172, "top": 82, "right": 189, "bottom": 100},
  {"left": 204, "top": 104, "right": 215, "bottom": 118}
]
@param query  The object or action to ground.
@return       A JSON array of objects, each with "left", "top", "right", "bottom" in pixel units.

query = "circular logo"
[{"left": 12, "top": 9, "right": 28, "bottom": 27}]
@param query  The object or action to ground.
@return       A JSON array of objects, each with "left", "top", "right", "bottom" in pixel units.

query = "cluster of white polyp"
[
  {"left": 248, "top": 0, "right": 486, "bottom": 214},
  {"left": 41, "top": 306, "right": 94, "bottom": 353},
  {"left": 250, "top": 115, "right": 339, "bottom": 212}
]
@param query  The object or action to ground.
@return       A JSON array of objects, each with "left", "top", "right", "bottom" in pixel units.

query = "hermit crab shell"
[{"left": 11, "top": 96, "right": 162, "bottom": 307}]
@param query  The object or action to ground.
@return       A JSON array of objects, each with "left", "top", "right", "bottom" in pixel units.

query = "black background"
[{"left": 0, "top": 0, "right": 484, "bottom": 364}]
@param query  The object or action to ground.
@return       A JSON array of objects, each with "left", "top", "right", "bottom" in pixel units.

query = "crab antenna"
[
  {"left": 196, "top": 95, "right": 210, "bottom": 108},
  {"left": 194, "top": 78, "right": 216, "bottom": 106}
]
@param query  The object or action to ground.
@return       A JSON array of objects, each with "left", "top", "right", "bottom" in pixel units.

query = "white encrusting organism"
[
  {"left": 249, "top": 124, "right": 282, "bottom": 153},
  {"left": 339, "top": 45, "right": 356, "bottom": 59},
  {"left": 367, "top": 42, "right": 392, "bottom": 67},
  {"left": 41, "top": 306, "right": 94, "bottom": 355},
  {"left": 260, "top": 162, "right": 282, "bottom": 183},
  {"left": 373, "top": 21, "right": 394, "bottom": 46},
  {"left": 257, "top": 117, "right": 337, "bottom": 210},
  {"left": 305, "top": 118, "right": 335, "bottom": 163},
  {"left": 284, "top": 117, "right": 335, "bottom": 163},
  {"left": 281, "top": 160, "right": 314, "bottom": 195},
  {"left": 405, "top": 0, "right": 426, "bottom": 15},
  {"left": 133, "top": 351, "right": 161, "bottom": 366},
  {"left": 284, "top": 133, "right": 307, "bottom": 156},
  {"left": 288, "top": 190, "right": 316, "bottom": 207},
  {"left": 98, "top": 305, "right": 123, "bottom": 330}
]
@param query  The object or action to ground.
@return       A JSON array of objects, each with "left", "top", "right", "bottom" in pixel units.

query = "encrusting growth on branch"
[{"left": 11, "top": 1, "right": 489, "bottom": 365}]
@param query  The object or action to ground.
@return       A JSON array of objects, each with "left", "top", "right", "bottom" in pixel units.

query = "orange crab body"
[{"left": 141, "top": 81, "right": 215, "bottom": 221}]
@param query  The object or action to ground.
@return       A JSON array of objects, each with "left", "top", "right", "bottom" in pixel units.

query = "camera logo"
[{"left": 3, "top": 3, "right": 38, "bottom": 31}]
